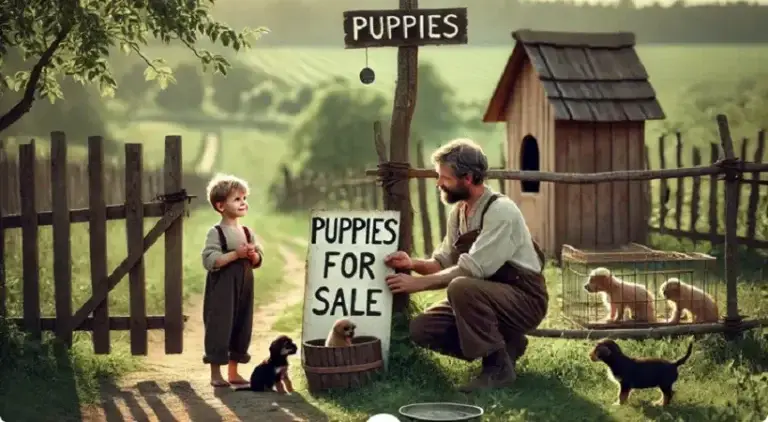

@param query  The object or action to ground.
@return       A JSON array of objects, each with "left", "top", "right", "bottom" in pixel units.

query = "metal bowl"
[{"left": 398, "top": 402, "right": 484, "bottom": 422}]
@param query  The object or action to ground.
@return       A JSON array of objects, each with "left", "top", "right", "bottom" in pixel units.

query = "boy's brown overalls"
[
  {"left": 409, "top": 194, "right": 549, "bottom": 389},
  {"left": 202, "top": 226, "right": 257, "bottom": 365}
]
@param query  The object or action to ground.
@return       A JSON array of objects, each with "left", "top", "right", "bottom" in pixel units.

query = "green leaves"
[{"left": 0, "top": 0, "right": 268, "bottom": 132}]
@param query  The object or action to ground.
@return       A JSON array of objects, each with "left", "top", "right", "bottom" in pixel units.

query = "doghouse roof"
[{"left": 483, "top": 29, "right": 665, "bottom": 123}]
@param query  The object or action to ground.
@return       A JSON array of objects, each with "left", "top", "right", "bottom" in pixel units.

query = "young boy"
[{"left": 201, "top": 174, "right": 263, "bottom": 387}]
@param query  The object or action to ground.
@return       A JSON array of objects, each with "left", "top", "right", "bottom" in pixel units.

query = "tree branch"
[{"left": 0, "top": 25, "right": 72, "bottom": 133}]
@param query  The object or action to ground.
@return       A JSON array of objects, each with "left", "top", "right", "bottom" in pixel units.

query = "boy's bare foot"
[
  {"left": 210, "top": 364, "right": 230, "bottom": 387},
  {"left": 228, "top": 374, "right": 249, "bottom": 385},
  {"left": 227, "top": 361, "right": 249, "bottom": 385}
]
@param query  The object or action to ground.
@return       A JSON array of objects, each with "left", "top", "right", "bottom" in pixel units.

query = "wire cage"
[{"left": 560, "top": 243, "right": 720, "bottom": 329}]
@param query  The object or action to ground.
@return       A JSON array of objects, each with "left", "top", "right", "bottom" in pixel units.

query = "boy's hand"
[
  {"left": 235, "top": 243, "right": 250, "bottom": 258},
  {"left": 247, "top": 249, "right": 262, "bottom": 266}
]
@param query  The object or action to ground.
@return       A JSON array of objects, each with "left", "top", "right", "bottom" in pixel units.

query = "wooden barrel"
[{"left": 302, "top": 335, "right": 383, "bottom": 393}]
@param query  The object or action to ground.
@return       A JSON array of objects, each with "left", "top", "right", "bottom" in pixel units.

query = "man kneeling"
[{"left": 384, "top": 138, "right": 548, "bottom": 392}]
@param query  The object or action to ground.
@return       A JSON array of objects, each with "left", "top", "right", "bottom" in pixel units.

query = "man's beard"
[{"left": 440, "top": 184, "right": 471, "bottom": 204}]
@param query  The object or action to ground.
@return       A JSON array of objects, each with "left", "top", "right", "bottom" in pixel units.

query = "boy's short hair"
[{"left": 206, "top": 174, "right": 250, "bottom": 211}]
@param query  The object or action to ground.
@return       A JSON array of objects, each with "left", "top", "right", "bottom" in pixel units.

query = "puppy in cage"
[
  {"left": 584, "top": 267, "right": 657, "bottom": 323},
  {"left": 659, "top": 278, "right": 720, "bottom": 324}
]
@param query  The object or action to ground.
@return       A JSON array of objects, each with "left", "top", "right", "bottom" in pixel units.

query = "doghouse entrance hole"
[{"left": 520, "top": 135, "right": 540, "bottom": 193}]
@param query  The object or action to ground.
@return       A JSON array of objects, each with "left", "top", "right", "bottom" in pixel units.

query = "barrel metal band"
[{"left": 302, "top": 360, "right": 383, "bottom": 375}]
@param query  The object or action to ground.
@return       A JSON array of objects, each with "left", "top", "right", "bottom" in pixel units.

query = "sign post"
[
  {"left": 301, "top": 210, "right": 401, "bottom": 367},
  {"left": 342, "top": 3, "right": 468, "bottom": 315}
]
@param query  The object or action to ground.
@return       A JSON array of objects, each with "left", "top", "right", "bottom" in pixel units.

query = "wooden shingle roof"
[{"left": 483, "top": 29, "right": 665, "bottom": 122}]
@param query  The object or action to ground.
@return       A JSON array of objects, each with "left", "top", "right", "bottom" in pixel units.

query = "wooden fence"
[
  {"left": 271, "top": 165, "right": 381, "bottom": 211},
  {"left": 1, "top": 140, "right": 212, "bottom": 215},
  {"left": 646, "top": 130, "right": 767, "bottom": 250},
  {"left": 406, "top": 133, "right": 767, "bottom": 258},
  {"left": 365, "top": 114, "right": 768, "bottom": 339},
  {"left": 0, "top": 133, "right": 190, "bottom": 356}
]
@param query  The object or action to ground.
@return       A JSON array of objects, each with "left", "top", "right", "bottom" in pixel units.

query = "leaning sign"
[
  {"left": 301, "top": 210, "right": 401, "bottom": 367},
  {"left": 343, "top": 8, "right": 468, "bottom": 48}
]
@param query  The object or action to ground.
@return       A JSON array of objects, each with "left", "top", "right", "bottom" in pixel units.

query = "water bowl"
[{"left": 398, "top": 402, "right": 484, "bottom": 422}]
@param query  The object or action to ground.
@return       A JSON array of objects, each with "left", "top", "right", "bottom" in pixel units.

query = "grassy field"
[
  {"left": 269, "top": 231, "right": 768, "bottom": 421},
  {"left": 2, "top": 43, "right": 767, "bottom": 420}
]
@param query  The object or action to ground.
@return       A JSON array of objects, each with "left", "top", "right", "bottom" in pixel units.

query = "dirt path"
[{"left": 81, "top": 243, "right": 327, "bottom": 422}]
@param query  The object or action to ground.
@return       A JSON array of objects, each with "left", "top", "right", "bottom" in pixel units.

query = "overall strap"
[
  {"left": 479, "top": 194, "right": 502, "bottom": 230},
  {"left": 243, "top": 226, "right": 253, "bottom": 244},
  {"left": 214, "top": 225, "right": 228, "bottom": 251}
]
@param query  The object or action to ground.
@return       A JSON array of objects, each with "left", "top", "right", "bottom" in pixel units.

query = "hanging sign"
[{"left": 343, "top": 8, "right": 469, "bottom": 49}]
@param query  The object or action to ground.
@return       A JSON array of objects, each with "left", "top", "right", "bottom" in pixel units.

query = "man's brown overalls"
[{"left": 409, "top": 194, "right": 549, "bottom": 390}]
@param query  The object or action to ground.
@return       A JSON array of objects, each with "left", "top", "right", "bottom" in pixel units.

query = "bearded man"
[{"left": 384, "top": 138, "right": 549, "bottom": 392}]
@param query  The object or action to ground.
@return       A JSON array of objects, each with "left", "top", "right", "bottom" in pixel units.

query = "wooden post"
[
  {"left": 415, "top": 140, "right": 433, "bottom": 256},
  {"left": 0, "top": 139, "right": 6, "bottom": 318},
  {"left": 745, "top": 130, "right": 765, "bottom": 242},
  {"left": 689, "top": 147, "right": 702, "bottom": 237},
  {"left": 88, "top": 136, "right": 110, "bottom": 354},
  {"left": 715, "top": 114, "right": 741, "bottom": 335},
  {"left": 708, "top": 144, "right": 720, "bottom": 244},
  {"left": 498, "top": 143, "right": 507, "bottom": 195},
  {"left": 657, "top": 136, "right": 669, "bottom": 231},
  {"left": 346, "top": 4, "right": 469, "bottom": 313},
  {"left": 674, "top": 132, "right": 684, "bottom": 231},
  {"left": 19, "top": 142, "right": 41, "bottom": 339},
  {"left": 125, "top": 144, "right": 147, "bottom": 355},
  {"left": 51, "top": 132, "right": 73, "bottom": 346},
  {"left": 164, "top": 136, "right": 184, "bottom": 354}
]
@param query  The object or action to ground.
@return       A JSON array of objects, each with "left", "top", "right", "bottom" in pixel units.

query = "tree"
[
  {"left": 288, "top": 83, "right": 388, "bottom": 178},
  {"left": 155, "top": 63, "right": 205, "bottom": 112},
  {"left": 0, "top": 0, "right": 266, "bottom": 133}
]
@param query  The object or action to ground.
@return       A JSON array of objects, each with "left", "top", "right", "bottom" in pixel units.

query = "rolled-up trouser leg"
[
  {"left": 202, "top": 275, "right": 234, "bottom": 365},
  {"left": 229, "top": 269, "right": 254, "bottom": 364}
]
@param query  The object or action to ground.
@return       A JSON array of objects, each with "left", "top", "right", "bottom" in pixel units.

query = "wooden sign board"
[
  {"left": 343, "top": 8, "right": 468, "bottom": 49},
  {"left": 301, "top": 210, "right": 401, "bottom": 368}
]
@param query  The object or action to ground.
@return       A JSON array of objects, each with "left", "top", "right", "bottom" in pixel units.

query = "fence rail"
[{"left": 0, "top": 140, "right": 212, "bottom": 216}]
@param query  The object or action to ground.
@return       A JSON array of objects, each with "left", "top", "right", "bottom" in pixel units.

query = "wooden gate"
[{"left": 0, "top": 133, "right": 190, "bottom": 355}]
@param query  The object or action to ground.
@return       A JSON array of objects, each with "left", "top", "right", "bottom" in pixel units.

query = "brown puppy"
[
  {"left": 584, "top": 267, "right": 657, "bottom": 323},
  {"left": 324, "top": 318, "right": 356, "bottom": 347},
  {"left": 660, "top": 278, "right": 719, "bottom": 323},
  {"left": 590, "top": 339, "right": 693, "bottom": 406}
]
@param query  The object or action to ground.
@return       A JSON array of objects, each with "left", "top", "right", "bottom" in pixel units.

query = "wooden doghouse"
[{"left": 483, "top": 29, "right": 665, "bottom": 256}]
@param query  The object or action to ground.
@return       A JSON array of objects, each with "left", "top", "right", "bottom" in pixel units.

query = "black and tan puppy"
[
  {"left": 325, "top": 318, "right": 356, "bottom": 347},
  {"left": 590, "top": 339, "right": 693, "bottom": 406},
  {"left": 236, "top": 335, "right": 298, "bottom": 394}
]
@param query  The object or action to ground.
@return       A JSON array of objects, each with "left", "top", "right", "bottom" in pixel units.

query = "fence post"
[
  {"left": 415, "top": 140, "right": 434, "bottom": 256},
  {"left": 674, "top": 132, "right": 684, "bottom": 231},
  {"left": 164, "top": 136, "right": 184, "bottom": 354},
  {"left": 658, "top": 135, "right": 669, "bottom": 231},
  {"left": 708, "top": 144, "right": 720, "bottom": 243},
  {"left": 88, "top": 136, "right": 110, "bottom": 354},
  {"left": 19, "top": 142, "right": 41, "bottom": 340},
  {"left": 0, "top": 139, "right": 5, "bottom": 318},
  {"left": 745, "top": 130, "right": 765, "bottom": 243},
  {"left": 51, "top": 132, "right": 73, "bottom": 346},
  {"left": 689, "top": 147, "right": 703, "bottom": 237},
  {"left": 715, "top": 114, "right": 742, "bottom": 337}
]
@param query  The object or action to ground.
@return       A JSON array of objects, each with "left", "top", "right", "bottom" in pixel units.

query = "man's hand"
[
  {"left": 385, "top": 273, "right": 425, "bottom": 294},
  {"left": 235, "top": 243, "right": 250, "bottom": 259},
  {"left": 384, "top": 251, "right": 412, "bottom": 271}
]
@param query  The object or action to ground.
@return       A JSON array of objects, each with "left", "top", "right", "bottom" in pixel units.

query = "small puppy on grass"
[
  {"left": 584, "top": 267, "right": 657, "bottom": 323},
  {"left": 235, "top": 335, "right": 298, "bottom": 394},
  {"left": 659, "top": 277, "right": 719, "bottom": 323},
  {"left": 590, "top": 339, "right": 693, "bottom": 406},
  {"left": 325, "top": 318, "right": 356, "bottom": 347}
]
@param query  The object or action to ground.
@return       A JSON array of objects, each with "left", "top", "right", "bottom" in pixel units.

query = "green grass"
[
  {"left": 270, "top": 260, "right": 768, "bottom": 421},
  {"left": 0, "top": 205, "right": 305, "bottom": 419}
]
